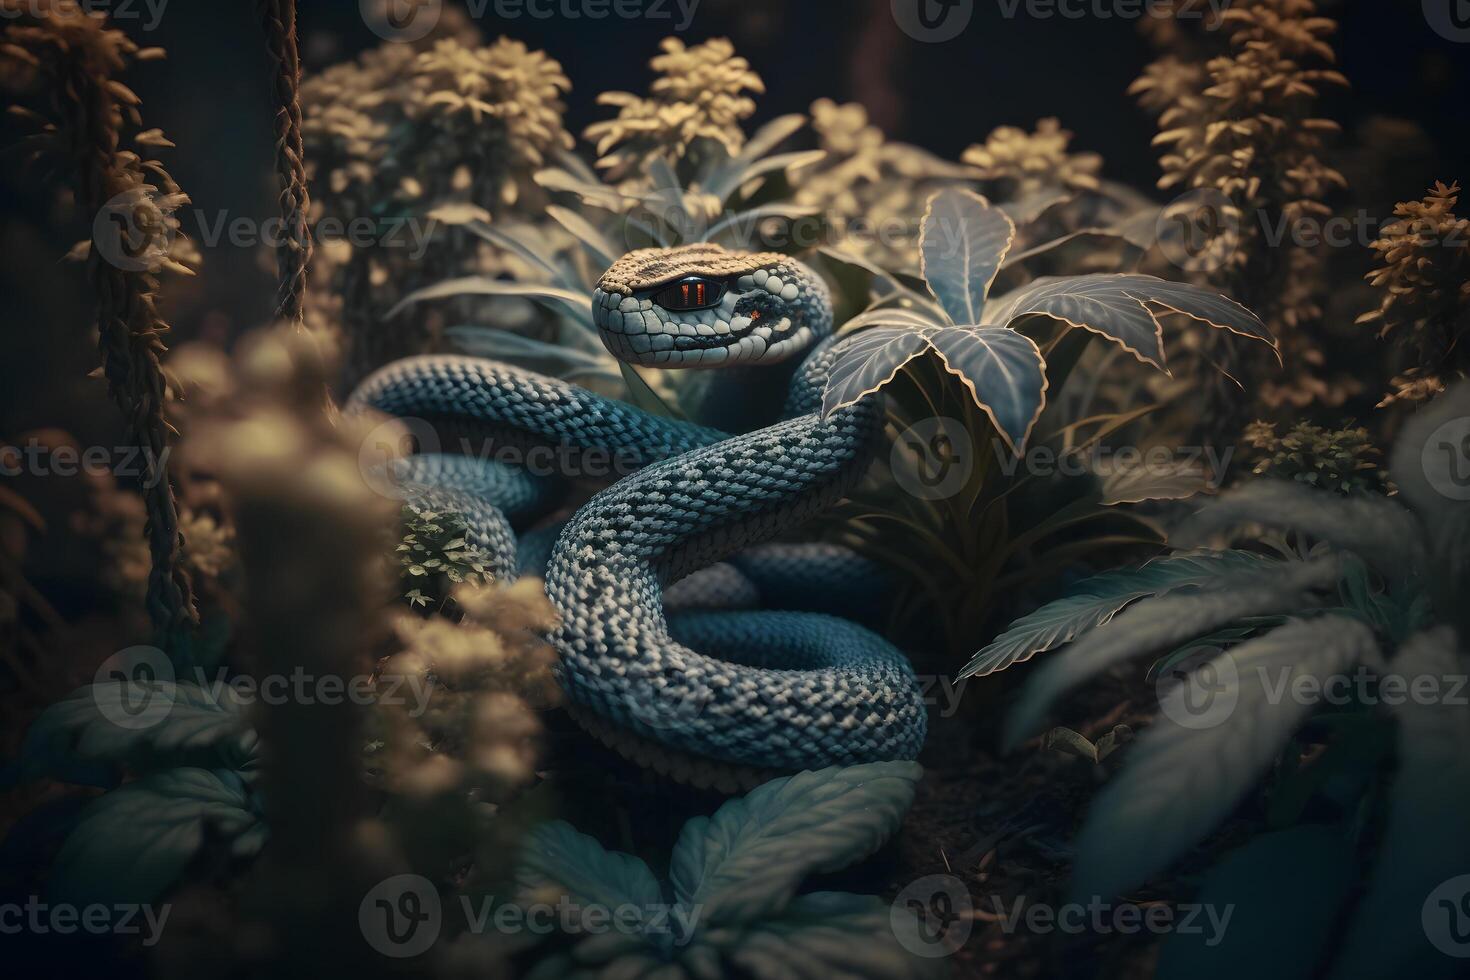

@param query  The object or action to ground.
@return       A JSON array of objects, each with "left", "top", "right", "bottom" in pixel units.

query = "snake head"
[{"left": 592, "top": 244, "right": 832, "bottom": 369}]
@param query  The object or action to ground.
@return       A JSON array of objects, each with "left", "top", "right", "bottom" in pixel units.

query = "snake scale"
[{"left": 351, "top": 244, "right": 928, "bottom": 784}]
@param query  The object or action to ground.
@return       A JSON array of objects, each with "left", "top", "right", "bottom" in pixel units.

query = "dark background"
[{"left": 1, "top": 0, "right": 1465, "bottom": 438}]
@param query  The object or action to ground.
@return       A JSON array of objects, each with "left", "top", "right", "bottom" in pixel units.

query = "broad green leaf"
[
  {"left": 1157, "top": 826, "right": 1356, "bottom": 980},
  {"left": 919, "top": 189, "right": 1015, "bottom": 326},
  {"left": 1175, "top": 480, "right": 1427, "bottom": 584},
  {"left": 446, "top": 326, "right": 617, "bottom": 379},
  {"left": 17, "top": 681, "right": 258, "bottom": 783},
  {"left": 1005, "top": 557, "right": 1344, "bottom": 747},
  {"left": 1332, "top": 627, "right": 1470, "bottom": 980},
  {"left": 517, "top": 821, "right": 665, "bottom": 925},
  {"left": 961, "top": 551, "right": 1283, "bottom": 678},
  {"left": 708, "top": 892, "right": 946, "bottom": 980},
  {"left": 1068, "top": 616, "right": 1376, "bottom": 902},
  {"left": 986, "top": 273, "right": 1275, "bottom": 372},
  {"left": 546, "top": 205, "right": 618, "bottom": 270},
  {"left": 50, "top": 768, "right": 262, "bottom": 907},
  {"left": 925, "top": 326, "right": 1046, "bottom": 453},
  {"left": 1388, "top": 378, "right": 1470, "bottom": 527},
  {"left": 669, "top": 762, "right": 921, "bottom": 925},
  {"left": 535, "top": 167, "right": 634, "bottom": 211},
  {"left": 822, "top": 328, "right": 935, "bottom": 417}
]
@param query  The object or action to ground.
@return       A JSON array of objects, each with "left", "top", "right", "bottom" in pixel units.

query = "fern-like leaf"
[
  {"left": 1005, "top": 557, "right": 1343, "bottom": 748},
  {"left": 961, "top": 551, "right": 1282, "bottom": 679},
  {"left": 1068, "top": 616, "right": 1378, "bottom": 903}
]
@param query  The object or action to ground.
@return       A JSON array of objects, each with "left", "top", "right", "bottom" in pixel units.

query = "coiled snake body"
[{"left": 352, "top": 245, "right": 927, "bottom": 784}]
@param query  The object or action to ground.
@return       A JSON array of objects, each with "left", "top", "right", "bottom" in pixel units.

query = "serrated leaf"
[
  {"left": 986, "top": 273, "right": 1275, "bottom": 372},
  {"left": 1157, "top": 826, "right": 1356, "bottom": 980},
  {"left": 49, "top": 768, "right": 262, "bottom": 907},
  {"left": 919, "top": 189, "right": 1015, "bottom": 326},
  {"left": 1174, "top": 480, "right": 1427, "bottom": 583},
  {"left": 822, "top": 328, "right": 935, "bottom": 417},
  {"left": 518, "top": 821, "right": 665, "bottom": 923},
  {"left": 1005, "top": 558, "right": 1343, "bottom": 747},
  {"left": 1331, "top": 627, "right": 1470, "bottom": 980},
  {"left": 1068, "top": 616, "right": 1376, "bottom": 902},
  {"left": 962, "top": 551, "right": 1281, "bottom": 679},
  {"left": 669, "top": 763, "right": 921, "bottom": 925},
  {"left": 17, "top": 681, "right": 258, "bottom": 783},
  {"left": 925, "top": 326, "right": 1046, "bottom": 454}
]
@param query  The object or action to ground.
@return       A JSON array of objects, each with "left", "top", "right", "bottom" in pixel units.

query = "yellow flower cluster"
[
  {"left": 961, "top": 118, "right": 1102, "bottom": 200},
  {"left": 585, "top": 37, "right": 763, "bottom": 175},
  {"left": 1359, "top": 181, "right": 1470, "bottom": 392}
]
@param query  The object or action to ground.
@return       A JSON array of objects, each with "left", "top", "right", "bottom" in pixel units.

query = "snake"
[{"left": 351, "top": 243, "right": 928, "bottom": 787}]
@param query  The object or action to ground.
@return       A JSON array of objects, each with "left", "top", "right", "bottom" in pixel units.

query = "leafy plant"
[
  {"left": 977, "top": 381, "right": 1470, "bottom": 978},
  {"left": 814, "top": 188, "right": 1273, "bottom": 656},
  {"left": 501, "top": 762, "right": 942, "bottom": 979}
]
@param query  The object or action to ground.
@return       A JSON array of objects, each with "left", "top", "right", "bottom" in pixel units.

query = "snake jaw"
[{"left": 592, "top": 245, "right": 831, "bottom": 370}]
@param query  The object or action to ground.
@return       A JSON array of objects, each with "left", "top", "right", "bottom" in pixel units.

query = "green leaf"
[
  {"left": 517, "top": 821, "right": 666, "bottom": 924},
  {"left": 822, "top": 328, "right": 935, "bottom": 416},
  {"left": 918, "top": 189, "right": 1015, "bottom": 326},
  {"left": 17, "top": 681, "right": 258, "bottom": 783},
  {"left": 962, "top": 551, "right": 1280, "bottom": 679},
  {"left": 50, "top": 768, "right": 263, "bottom": 907},
  {"left": 546, "top": 204, "right": 618, "bottom": 270},
  {"left": 668, "top": 762, "right": 920, "bottom": 925},
  {"left": 1005, "top": 557, "right": 1344, "bottom": 748},
  {"left": 1157, "top": 826, "right": 1357, "bottom": 980},
  {"left": 1068, "top": 616, "right": 1377, "bottom": 902},
  {"left": 986, "top": 273, "right": 1275, "bottom": 372},
  {"left": 925, "top": 326, "right": 1046, "bottom": 454},
  {"left": 1331, "top": 627, "right": 1470, "bottom": 980}
]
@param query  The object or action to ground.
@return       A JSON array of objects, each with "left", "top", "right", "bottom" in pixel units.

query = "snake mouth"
[{"left": 592, "top": 282, "right": 800, "bottom": 368}]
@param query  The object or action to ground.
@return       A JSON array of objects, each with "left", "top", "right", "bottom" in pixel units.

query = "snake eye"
[{"left": 653, "top": 277, "right": 726, "bottom": 312}]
